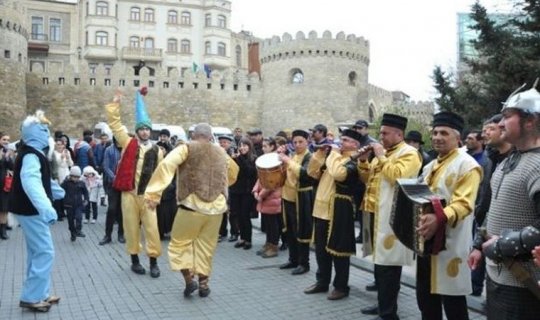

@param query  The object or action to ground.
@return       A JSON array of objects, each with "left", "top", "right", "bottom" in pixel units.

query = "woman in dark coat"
[{"left": 229, "top": 138, "right": 257, "bottom": 249}]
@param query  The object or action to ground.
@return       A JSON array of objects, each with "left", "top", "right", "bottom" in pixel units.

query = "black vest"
[
  {"left": 9, "top": 146, "right": 53, "bottom": 216},
  {"left": 137, "top": 144, "right": 159, "bottom": 195}
]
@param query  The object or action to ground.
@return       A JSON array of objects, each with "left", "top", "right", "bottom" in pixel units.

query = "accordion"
[{"left": 390, "top": 178, "right": 446, "bottom": 256}]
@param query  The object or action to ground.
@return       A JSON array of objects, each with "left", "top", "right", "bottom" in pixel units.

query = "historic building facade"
[{"left": 0, "top": 0, "right": 434, "bottom": 137}]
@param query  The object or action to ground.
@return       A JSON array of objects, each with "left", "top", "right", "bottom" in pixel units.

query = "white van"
[
  {"left": 187, "top": 125, "right": 233, "bottom": 143},
  {"left": 94, "top": 122, "right": 112, "bottom": 139},
  {"left": 151, "top": 123, "right": 187, "bottom": 143}
]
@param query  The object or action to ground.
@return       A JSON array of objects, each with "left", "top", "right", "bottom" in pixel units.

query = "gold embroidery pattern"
[
  {"left": 446, "top": 257, "right": 462, "bottom": 278},
  {"left": 383, "top": 234, "right": 397, "bottom": 250}
]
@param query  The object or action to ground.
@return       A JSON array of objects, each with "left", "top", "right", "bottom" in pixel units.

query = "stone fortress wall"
[
  {"left": 24, "top": 64, "right": 263, "bottom": 136},
  {"left": 259, "top": 30, "right": 371, "bottom": 133},
  {"left": 0, "top": 0, "right": 434, "bottom": 138},
  {"left": 0, "top": 0, "right": 29, "bottom": 136}
]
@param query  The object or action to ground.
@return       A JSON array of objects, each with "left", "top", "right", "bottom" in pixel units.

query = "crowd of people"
[{"left": 3, "top": 83, "right": 540, "bottom": 320}]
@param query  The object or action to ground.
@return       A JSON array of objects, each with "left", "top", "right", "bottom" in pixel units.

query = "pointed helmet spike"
[{"left": 502, "top": 79, "right": 540, "bottom": 113}]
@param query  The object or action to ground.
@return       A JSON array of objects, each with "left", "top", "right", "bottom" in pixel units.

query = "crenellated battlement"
[
  {"left": 0, "top": 0, "right": 28, "bottom": 39},
  {"left": 29, "top": 64, "right": 261, "bottom": 93},
  {"left": 260, "top": 30, "right": 370, "bottom": 66}
]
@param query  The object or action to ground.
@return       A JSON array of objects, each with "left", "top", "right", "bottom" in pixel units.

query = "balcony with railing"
[
  {"left": 203, "top": 54, "right": 230, "bottom": 69},
  {"left": 28, "top": 33, "right": 49, "bottom": 52},
  {"left": 121, "top": 47, "right": 163, "bottom": 61},
  {"left": 84, "top": 45, "right": 117, "bottom": 60}
]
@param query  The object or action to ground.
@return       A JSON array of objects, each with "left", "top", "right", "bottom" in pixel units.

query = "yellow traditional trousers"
[
  {"left": 168, "top": 208, "right": 222, "bottom": 276},
  {"left": 121, "top": 192, "right": 162, "bottom": 258}
]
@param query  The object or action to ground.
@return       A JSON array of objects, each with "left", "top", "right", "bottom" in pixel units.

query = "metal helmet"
[{"left": 502, "top": 78, "right": 540, "bottom": 113}]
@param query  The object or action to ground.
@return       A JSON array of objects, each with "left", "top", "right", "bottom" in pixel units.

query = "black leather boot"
[
  {"left": 0, "top": 224, "right": 8, "bottom": 240},
  {"left": 149, "top": 257, "right": 160, "bottom": 278},
  {"left": 130, "top": 254, "right": 145, "bottom": 275}
]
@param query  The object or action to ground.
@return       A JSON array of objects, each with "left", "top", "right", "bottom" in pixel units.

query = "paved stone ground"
[{"left": 0, "top": 208, "right": 486, "bottom": 320}]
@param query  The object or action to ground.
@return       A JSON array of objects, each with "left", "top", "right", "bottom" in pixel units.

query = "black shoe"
[
  {"left": 243, "top": 242, "right": 252, "bottom": 250},
  {"left": 234, "top": 241, "right": 245, "bottom": 248},
  {"left": 150, "top": 264, "right": 160, "bottom": 278},
  {"left": 131, "top": 263, "right": 146, "bottom": 275},
  {"left": 199, "top": 287, "right": 211, "bottom": 298},
  {"left": 218, "top": 235, "right": 225, "bottom": 242},
  {"left": 365, "top": 281, "right": 378, "bottom": 292},
  {"left": 361, "top": 304, "right": 379, "bottom": 315},
  {"left": 304, "top": 283, "right": 329, "bottom": 294},
  {"left": 19, "top": 300, "right": 51, "bottom": 312},
  {"left": 355, "top": 235, "right": 363, "bottom": 244},
  {"left": 279, "top": 242, "right": 288, "bottom": 251},
  {"left": 99, "top": 236, "right": 112, "bottom": 245},
  {"left": 118, "top": 234, "right": 125, "bottom": 243},
  {"left": 183, "top": 281, "right": 198, "bottom": 297},
  {"left": 291, "top": 265, "right": 309, "bottom": 275},
  {"left": 76, "top": 231, "right": 86, "bottom": 238},
  {"left": 57, "top": 218, "right": 64, "bottom": 222},
  {"left": 279, "top": 261, "right": 298, "bottom": 269},
  {"left": 228, "top": 235, "right": 238, "bottom": 242},
  {"left": 70, "top": 233, "right": 76, "bottom": 242}
]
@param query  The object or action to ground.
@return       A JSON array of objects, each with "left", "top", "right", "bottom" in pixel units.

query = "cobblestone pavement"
[{"left": 0, "top": 209, "right": 485, "bottom": 319}]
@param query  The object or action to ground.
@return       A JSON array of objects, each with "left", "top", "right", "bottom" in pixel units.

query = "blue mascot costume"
[{"left": 9, "top": 110, "right": 65, "bottom": 312}]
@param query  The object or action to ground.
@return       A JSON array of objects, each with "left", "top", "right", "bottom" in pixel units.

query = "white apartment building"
[{"left": 26, "top": 0, "right": 250, "bottom": 75}]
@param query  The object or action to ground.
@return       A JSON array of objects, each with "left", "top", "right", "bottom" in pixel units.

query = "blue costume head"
[
  {"left": 21, "top": 110, "right": 52, "bottom": 152},
  {"left": 134, "top": 88, "right": 152, "bottom": 132}
]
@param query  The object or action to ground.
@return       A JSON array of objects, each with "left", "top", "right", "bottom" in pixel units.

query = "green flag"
[{"left": 192, "top": 62, "right": 199, "bottom": 73}]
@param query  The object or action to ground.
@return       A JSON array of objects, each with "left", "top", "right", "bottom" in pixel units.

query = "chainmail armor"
[{"left": 486, "top": 151, "right": 540, "bottom": 287}]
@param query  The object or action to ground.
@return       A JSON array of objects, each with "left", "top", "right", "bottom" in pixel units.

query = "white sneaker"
[
  {"left": 90, "top": 219, "right": 96, "bottom": 224},
  {"left": 83, "top": 219, "right": 89, "bottom": 224}
]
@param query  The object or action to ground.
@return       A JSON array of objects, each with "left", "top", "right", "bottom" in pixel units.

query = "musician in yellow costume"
[
  {"left": 278, "top": 129, "right": 315, "bottom": 275},
  {"left": 144, "top": 123, "right": 238, "bottom": 298},
  {"left": 304, "top": 129, "right": 362, "bottom": 301},
  {"left": 359, "top": 113, "right": 422, "bottom": 320},
  {"left": 105, "top": 88, "right": 164, "bottom": 278},
  {"left": 416, "top": 111, "right": 481, "bottom": 320}
]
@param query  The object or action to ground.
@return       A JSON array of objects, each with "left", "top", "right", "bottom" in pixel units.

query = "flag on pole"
[
  {"left": 203, "top": 64, "right": 212, "bottom": 78},
  {"left": 192, "top": 62, "right": 199, "bottom": 73}
]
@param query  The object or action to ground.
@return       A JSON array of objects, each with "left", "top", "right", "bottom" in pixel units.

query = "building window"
[
  {"left": 144, "top": 8, "right": 155, "bottom": 22},
  {"left": 217, "top": 15, "right": 226, "bottom": 28},
  {"left": 181, "top": 11, "right": 191, "bottom": 25},
  {"left": 348, "top": 71, "right": 357, "bottom": 86},
  {"left": 89, "top": 63, "right": 97, "bottom": 74},
  {"left": 130, "top": 7, "right": 140, "bottom": 21},
  {"left": 167, "top": 10, "right": 177, "bottom": 24},
  {"left": 235, "top": 45, "right": 241, "bottom": 67},
  {"left": 181, "top": 39, "right": 191, "bottom": 53},
  {"left": 49, "top": 18, "right": 61, "bottom": 42},
  {"left": 96, "top": 1, "right": 108, "bottom": 16},
  {"left": 290, "top": 68, "right": 304, "bottom": 84},
  {"left": 144, "top": 37, "right": 154, "bottom": 54},
  {"left": 31, "top": 16, "right": 44, "bottom": 40},
  {"left": 104, "top": 63, "right": 113, "bottom": 75},
  {"left": 167, "top": 38, "right": 177, "bottom": 53},
  {"left": 95, "top": 31, "right": 108, "bottom": 46},
  {"left": 205, "top": 41, "right": 211, "bottom": 54},
  {"left": 217, "top": 42, "right": 226, "bottom": 56},
  {"left": 205, "top": 14, "right": 211, "bottom": 27},
  {"left": 129, "top": 36, "right": 139, "bottom": 48}
]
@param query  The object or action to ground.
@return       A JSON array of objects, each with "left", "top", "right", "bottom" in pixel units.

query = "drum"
[{"left": 255, "top": 153, "right": 285, "bottom": 190}]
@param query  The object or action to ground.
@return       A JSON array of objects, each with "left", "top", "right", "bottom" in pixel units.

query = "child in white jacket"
[{"left": 81, "top": 166, "right": 104, "bottom": 223}]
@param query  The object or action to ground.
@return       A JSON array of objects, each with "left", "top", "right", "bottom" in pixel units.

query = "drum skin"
[{"left": 256, "top": 153, "right": 285, "bottom": 190}]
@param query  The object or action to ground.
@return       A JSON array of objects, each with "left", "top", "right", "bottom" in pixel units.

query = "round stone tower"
[
  {"left": 259, "top": 30, "right": 370, "bottom": 133},
  {"left": 0, "top": 0, "right": 28, "bottom": 136}
]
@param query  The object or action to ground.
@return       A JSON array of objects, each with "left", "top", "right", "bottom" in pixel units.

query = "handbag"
[{"left": 3, "top": 174, "right": 13, "bottom": 193}]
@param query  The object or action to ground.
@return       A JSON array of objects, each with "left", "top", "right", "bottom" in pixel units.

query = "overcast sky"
[{"left": 230, "top": 0, "right": 513, "bottom": 102}]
